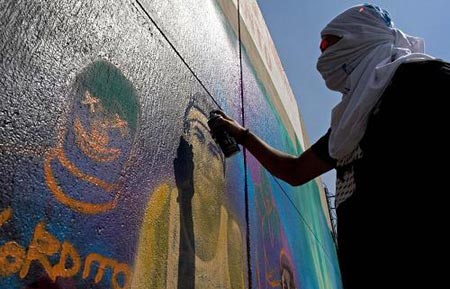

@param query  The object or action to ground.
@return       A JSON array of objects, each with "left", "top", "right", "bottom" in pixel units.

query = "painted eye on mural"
[{"left": 193, "top": 125, "right": 206, "bottom": 143}]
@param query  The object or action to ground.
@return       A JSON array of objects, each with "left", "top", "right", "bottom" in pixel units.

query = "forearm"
[
  {"left": 206, "top": 110, "right": 334, "bottom": 185},
  {"left": 242, "top": 132, "right": 334, "bottom": 186}
]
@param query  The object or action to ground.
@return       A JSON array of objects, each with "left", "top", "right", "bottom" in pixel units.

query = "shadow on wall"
[{"left": 174, "top": 135, "right": 196, "bottom": 289}]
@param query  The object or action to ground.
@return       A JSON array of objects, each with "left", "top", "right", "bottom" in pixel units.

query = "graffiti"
[
  {"left": 1, "top": 1, "right": 341, "bottom": 288},
  {"left": 0, "top": 207, "right": 12, "bottom": 228},
  {"left": 0, "top": 217, "right": 131, "bottom": 289},
  {"left": 280, "top": 250, "right": 296, "bottom": 289},
  {"left": 1, "top": 60, "right": 140, "bottom": 289},
  {"left": 131, "top": 97, "right": 246, "bottom": 289},
  {"left": 83, "top": 253, "right": 131, "bottom": 289},
  {"left": 44, "top": 60, "right": 139, "bottom": 214},
  {"left": 250, "top": 161, "right": 298, "bottom": 289},
  {"left": 0, "top": 242, "right": 25, "bottom": 277}
]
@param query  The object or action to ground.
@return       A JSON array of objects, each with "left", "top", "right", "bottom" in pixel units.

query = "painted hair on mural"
[{"left": 74, "top": 60, "right": 140, "bottom": 134}]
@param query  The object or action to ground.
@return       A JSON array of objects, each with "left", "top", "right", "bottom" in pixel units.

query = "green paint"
[{"left": 77, "top": 60, "right": 140, "bottom": 133}]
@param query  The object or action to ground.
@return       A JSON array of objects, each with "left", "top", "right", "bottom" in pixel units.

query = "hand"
[{"left": 208, "top": 110, "right": 249, "bottom": 144}]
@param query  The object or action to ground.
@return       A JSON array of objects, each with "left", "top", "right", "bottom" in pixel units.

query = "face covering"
[{"left": 316, "top": 4, "right": 434, "bottom": 159}]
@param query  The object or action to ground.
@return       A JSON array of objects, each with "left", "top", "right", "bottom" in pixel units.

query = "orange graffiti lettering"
[
  {"left": 0, "top": 241, "right": 26, "bottom": 276},
  {"left": 111, "top": 262, "right": 131, "bottom": 289},
  {"left": 44, "top": 148, "right": 119, "bottom": 214},
  {"left": 265, "top": 271, "right": 281, "bottom": 288},
  {"left": 19, "top": 222, "right": 61, "bottom": 280},
  {"left": 52, "top": 241, "right": 81, "bottom": 279},
  {"left": 0, "top": 207, "right": 12, "bottom": 227},
  {"left": 83, "top": 253, "right": 131, "bottom": 289},
  {"left": 3, "top": 221, "right": 131, "bottom": 288}
]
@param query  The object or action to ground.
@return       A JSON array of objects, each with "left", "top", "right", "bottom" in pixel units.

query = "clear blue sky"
[{"left": 257, "top": 0, "right": 450, "bottom": 194}]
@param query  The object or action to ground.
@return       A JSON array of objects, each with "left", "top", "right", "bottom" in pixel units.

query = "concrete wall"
[{"left": 0, "top": 0, "right": 340, "bottom": 288}]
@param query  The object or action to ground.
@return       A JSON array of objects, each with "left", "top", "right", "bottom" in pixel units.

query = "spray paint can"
[{"left": 207, "top": 111, "right": 240, "bottom": 158}]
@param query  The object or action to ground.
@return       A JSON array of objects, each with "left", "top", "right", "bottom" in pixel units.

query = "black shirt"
[{"left": 311, "top": 59, "right": 450, "bottom": 288}]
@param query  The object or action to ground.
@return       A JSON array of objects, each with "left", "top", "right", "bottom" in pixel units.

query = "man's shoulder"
[
  {"left": 385, "top": 59, "right": 450, "bottom": 95},
  {"left": 395, "top": 59, "right": 450, "bottom": 81}
]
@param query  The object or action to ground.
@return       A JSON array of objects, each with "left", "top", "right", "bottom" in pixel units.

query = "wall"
[{"left": 0, "top": 0, "right": 340, "bottom": 288}]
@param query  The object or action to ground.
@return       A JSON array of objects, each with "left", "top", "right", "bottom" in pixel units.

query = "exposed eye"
[{"left": 320, "top": 35, "right": 342, "bottom": 52}]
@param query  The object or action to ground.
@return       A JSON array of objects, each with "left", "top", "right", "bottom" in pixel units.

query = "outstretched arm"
[{"left": 209, "top": 110, "right": 334, "bottom": 186}]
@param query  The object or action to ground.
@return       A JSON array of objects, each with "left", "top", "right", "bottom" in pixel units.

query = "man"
[{"left": 210, "top": 4, "right": 449, "bottom": 288}]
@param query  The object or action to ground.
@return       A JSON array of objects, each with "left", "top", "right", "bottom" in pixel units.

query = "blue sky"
[{"left": 257, "top": 0, "right": 450, "bottom": 194}]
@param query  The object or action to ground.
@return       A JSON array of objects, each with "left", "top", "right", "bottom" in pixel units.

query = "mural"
[
  {"left": 45, "top": 60, "right": 139, "bottom": 215},
  {"left": 131, "top": 97, "right": 246, "bottom": 289},
  {"left": 249, "top": 166, "right": 298, "bottom": 289},
  {"left": 242, "top": 48, "right": 342, "bottom": 289},
  {"left": 0, "top": 0, "right": 340, "bottom": 289},
  {"left": 0, "top": 60, "right": 138, "bottom": 289}
]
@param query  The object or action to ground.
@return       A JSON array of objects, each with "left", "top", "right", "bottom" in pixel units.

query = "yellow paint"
[
  {"left": 131, "top": 107, "right": 246, "bottom": 288},
  {"left": 131, "top": 184, "right": 171, "bottom": 289},
  {"left": 0, "top": 207, "right": 12, "bottom": 227},
  {"left": 0, "top": 242, "right": 26, "bottom": 276},
  {"left": 228, "top": 220, "right": 247, "bottom": 289},
  {"left": 132, "top": 184, "right": 245, "bottom": 289}
]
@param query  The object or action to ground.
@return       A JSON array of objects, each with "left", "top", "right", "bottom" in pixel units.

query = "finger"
[
  {"left": 211, "top": 109, "right": 225, "bottom": 117},
  {"left": 211, "top": 109, "right": 233, "bottom": 121}
]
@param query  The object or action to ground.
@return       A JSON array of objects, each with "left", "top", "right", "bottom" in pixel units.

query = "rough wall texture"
[{"left": 0, "top": 0, "right": 340, "bottom": 288}]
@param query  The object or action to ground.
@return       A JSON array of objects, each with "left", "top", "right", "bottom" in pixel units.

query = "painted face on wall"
[
  {"left": 183, "top": 100, "right": 226, "bottom": 260},
  {"left": 44, "top": 60, "right": 139, "bottom": 214}
]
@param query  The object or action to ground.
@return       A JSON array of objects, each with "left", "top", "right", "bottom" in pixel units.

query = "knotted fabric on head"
[{"left": 317, "top": 4, "right": 434, "bottom": 159}]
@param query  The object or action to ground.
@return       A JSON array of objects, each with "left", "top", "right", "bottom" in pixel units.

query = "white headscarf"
[{"left": 317, "top": 4, "right": 434, "bottom": 160}]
